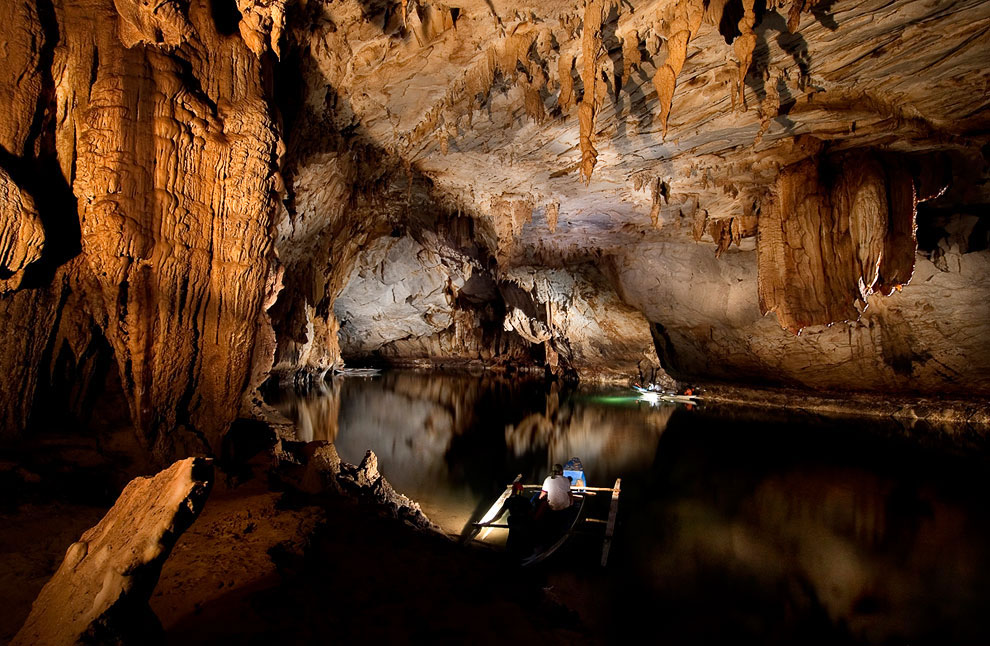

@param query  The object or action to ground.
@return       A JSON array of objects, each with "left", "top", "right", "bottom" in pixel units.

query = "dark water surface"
[{"left": 268, "top": 371, "right": 990, "bottom": 645}]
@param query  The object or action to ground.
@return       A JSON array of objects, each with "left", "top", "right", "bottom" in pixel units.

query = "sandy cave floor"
[{"left": 0, "top": 452, "right": 603, "bottom": 646}]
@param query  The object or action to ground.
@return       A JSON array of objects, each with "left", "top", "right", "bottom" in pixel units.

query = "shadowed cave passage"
[{"left": 1, "top": 0, "right": 989, "bottom": 643}]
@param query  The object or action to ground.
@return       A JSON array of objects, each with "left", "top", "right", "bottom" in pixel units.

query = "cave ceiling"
[{"left": 289, "top": 0, "right": 990, "bottom": 263}]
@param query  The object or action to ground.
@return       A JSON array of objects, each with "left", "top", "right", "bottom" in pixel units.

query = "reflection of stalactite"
[{"left": 505, "top": 412, "right": 556, "bottom": 456}]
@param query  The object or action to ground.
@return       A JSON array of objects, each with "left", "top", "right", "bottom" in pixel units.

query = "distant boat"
[{"left": 633, "top": 385, "right": 700, "bottom": 405}]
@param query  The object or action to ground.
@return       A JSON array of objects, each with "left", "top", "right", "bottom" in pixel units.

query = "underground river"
[{"left": 267, "top": 371, "right": 990, "bottom": 644}]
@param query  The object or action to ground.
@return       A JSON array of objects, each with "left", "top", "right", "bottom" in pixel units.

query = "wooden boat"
[{"left": 466, "top": 457, "right": 621, "bottom": 567}]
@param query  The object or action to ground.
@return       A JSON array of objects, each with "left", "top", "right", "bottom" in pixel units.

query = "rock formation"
[
  {"left": 287, "top": 442, "right": 438, "bottom": 530},
  {"left": 0, "top": 0, "right": 988, "bottom": 455},
  {"left": 757, "top": 150, "right": 947, "bottom": 333},
  {"left": 265, "top": 0, "right": 988, "bottom": 394},
  {"left": 12, "top": 457, "right": 212, "bottom": 646},
  {"left": 1, "top": 0, "right": 284, "bottom": 459}
]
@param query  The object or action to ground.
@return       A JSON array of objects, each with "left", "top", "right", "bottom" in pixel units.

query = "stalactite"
[
  {"left": 558, "top": 52, "right": 576, "bottom": 112},
  {"left": 648, "top": 177, "right": 666, "bottom": 229},
  {"left": 652, "top": 0, "right": 705, "bottom": 139},
  {"left": 621, "top": 30, "right": 642, "bottom": 88},
  {"left": 758, "top": 151, "right": 945, "bottom": 333},
  {"left": 876, "top": 157, "right": 917, "bottom": 295},
  {"left": 733, "top": 0, "right": 757, "bottom": 109},
  {"left": 545, "top": 202, "right": 560, "bottom": 233},
  {"left": 754, "top": 69, "right": 782, "bottom": 144},
  {"left": 579, "top": 0, "right": 610, "bottom": 184},
  {"left": 524, "top": 87, "right": 547, "bottom": 124},
  {"left": 708, "top": 218, "right": 735, "bottom": 257}
]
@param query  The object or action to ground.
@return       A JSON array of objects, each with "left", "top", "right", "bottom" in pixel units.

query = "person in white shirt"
[{"left": 539, "top": 463, "right": 572, "bottom": 511}]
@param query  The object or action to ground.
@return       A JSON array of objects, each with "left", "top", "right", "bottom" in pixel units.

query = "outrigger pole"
[{"left": 601, "top": 478, "right": 621, "bottom": 567}]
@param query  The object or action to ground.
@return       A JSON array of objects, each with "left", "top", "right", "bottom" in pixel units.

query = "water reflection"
[
  {"left": 268, "top": 373, "right": 990, "bottom": 644},
  {"left": 268, "top": 373, "right": 669, "bottom": 532}
]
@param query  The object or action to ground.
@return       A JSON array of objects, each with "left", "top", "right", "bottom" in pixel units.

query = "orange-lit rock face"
[
  {"left": 0, "top": 0, "right": 283, "bottom": 457},
  {"left": 67, "top": 0, "right": 281, "bottom": 457},
  {"left": 0, "top": 168, "right": 44, "bottom": 292}
]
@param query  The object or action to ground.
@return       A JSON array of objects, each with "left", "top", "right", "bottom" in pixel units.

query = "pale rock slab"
[{"left": 13, "top": 457, "right": 213, "bottom": 646}]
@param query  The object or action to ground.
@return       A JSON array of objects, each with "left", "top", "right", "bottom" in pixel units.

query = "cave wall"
[
  {"left": 270, "top": 0, "right": 988, "bottom": 396},
  {"left": 613, "top": 211, "right": 990, "bottom": 394},
  {"left": 332, "top": 227, "right": 663, "bottom": 381},
  {"left": 0, "top": 0, "right": 285, "bottom": 459}
]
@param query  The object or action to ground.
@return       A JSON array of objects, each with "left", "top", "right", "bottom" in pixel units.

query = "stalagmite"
[{"left": 558, "top": 52, "right": 577, "bottom": 112}]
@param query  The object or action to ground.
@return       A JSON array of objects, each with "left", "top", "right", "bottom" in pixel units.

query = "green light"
[{"left": 579, "top": 394, "right": 650, "bottom": 406}]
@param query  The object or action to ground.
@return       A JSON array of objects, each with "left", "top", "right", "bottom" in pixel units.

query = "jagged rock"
[
  {"left": 12, "top": 458, "right": 213, "bottom": 646},
  {"left": 339, "top": 450, "right": 440, "bottom": 530},
  {"left": 289, "top": 442, "right": 438, "bottom": 531}
]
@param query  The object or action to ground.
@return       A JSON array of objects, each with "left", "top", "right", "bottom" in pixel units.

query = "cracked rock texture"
[
  {"left": 336, "top": 233, "right": 470, "bottom": 355},
  {"left": 273, "top": 0, "right": 988, "bottom": 394},
  {"left": 12, "top": 457, "right": 212, "bottom": 646}
]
